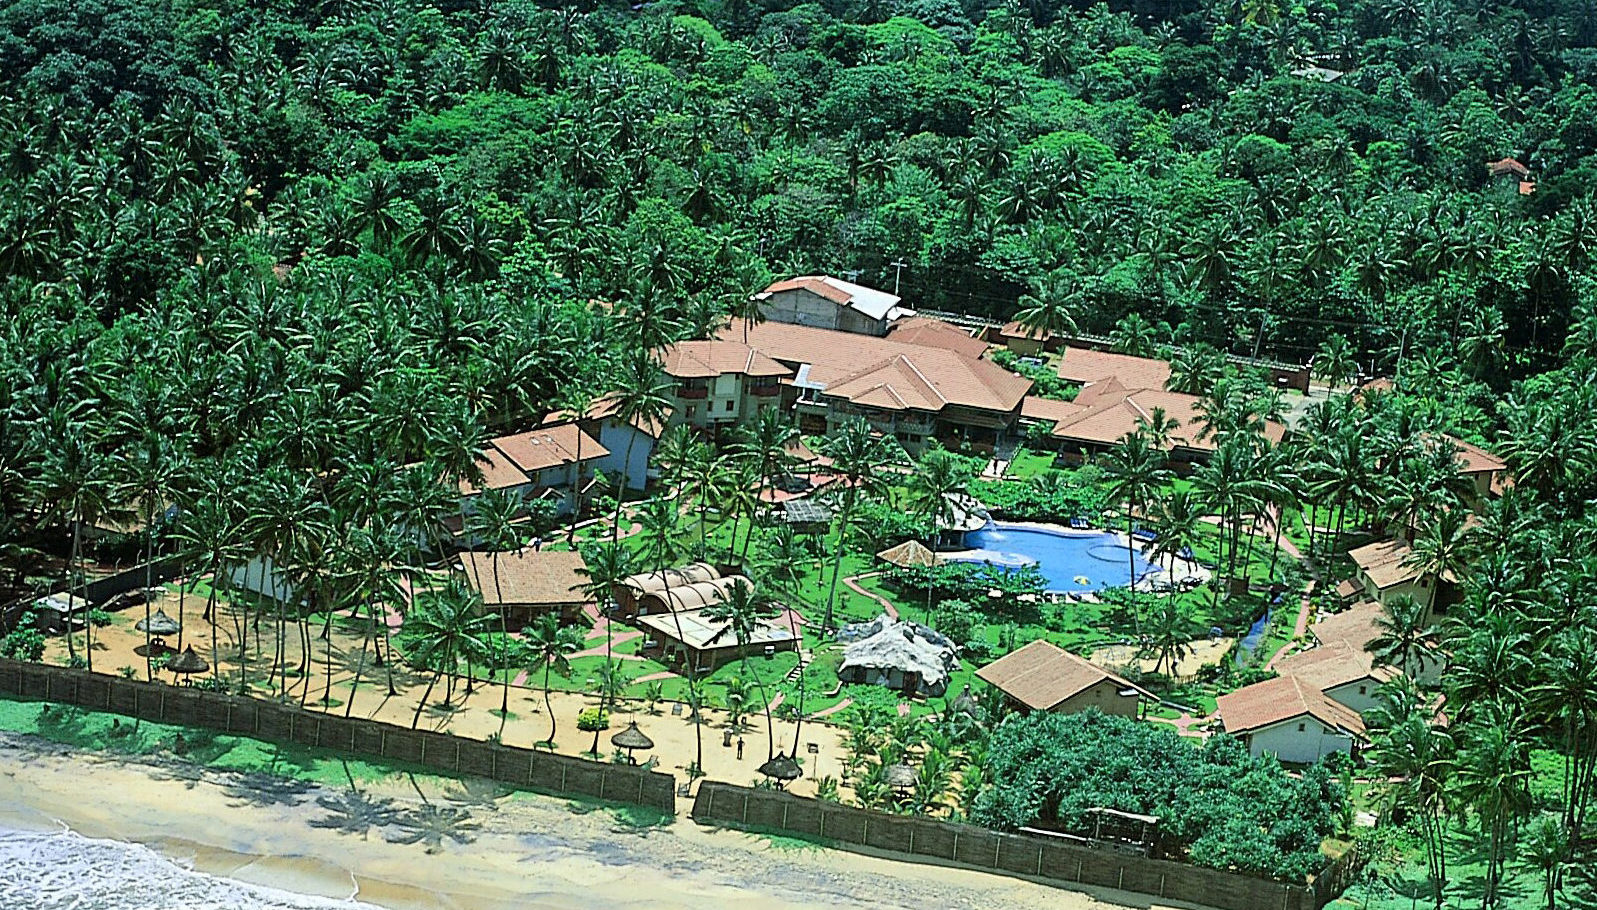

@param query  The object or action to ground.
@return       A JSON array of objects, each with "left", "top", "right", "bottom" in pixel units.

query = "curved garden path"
[{"left": 842, "top": 572, "right": 898, "bottom": 620}]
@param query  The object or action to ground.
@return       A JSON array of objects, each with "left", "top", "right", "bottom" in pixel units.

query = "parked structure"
[
  {"left": 459, "top": 548, "right": 588, "bottom": 626},
  {"left": 976, "top": 640, "right": 1152, "bottom": 718},
  {"left": 753, "top": 275, "right": 911, "bottom": 336},
  {"left": 1216, "top": 676, "right": 1367, "bottom": 763}
]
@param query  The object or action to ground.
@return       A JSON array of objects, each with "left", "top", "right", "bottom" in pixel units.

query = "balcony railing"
[
  {"left": 678, "top": 386, "right": 709, "bottom": 400},
  {"left": 750, "top": 384, "right": 782, "bottom": 397}
]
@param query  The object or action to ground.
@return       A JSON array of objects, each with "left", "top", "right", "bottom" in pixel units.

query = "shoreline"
[{"left": 0, "top": 732, "right": 1194, "bottom": 910}]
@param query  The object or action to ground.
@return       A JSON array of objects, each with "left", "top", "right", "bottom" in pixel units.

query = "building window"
[
  {"left": 724, "top": 399, "right": 734, "bottom": 412},
  {"left": 1297, "top": 722, "right": 1306, "bottom": 732},
  {"left": 687, "top": 405, "right": 696, "bottom": 418},
  {"left": 1358, "top": 685, "right": 1367, "bottom": 695}
]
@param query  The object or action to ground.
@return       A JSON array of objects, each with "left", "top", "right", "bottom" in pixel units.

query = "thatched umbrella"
[
  {"left": 136, "top": 609, "right": 181, "bottom": 650},
  {"left": 610, "top": 721, "right": 654, "bottom": 765},
  {"left": 166, "top": 646, "right": 209, "bottom": 683},
  {"left": 876, "top": 540, "right": 938, "bottom": 568},
  {"left": 757, "top": 753, "right": 802, "bottom": 790},
  {"left": 884, "top": 763, "right": 917, "bottom": 793}
]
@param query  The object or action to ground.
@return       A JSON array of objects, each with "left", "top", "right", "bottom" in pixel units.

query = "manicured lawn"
[{"left": 1005, "top": 447, "right": 1057, "bottom": 479}]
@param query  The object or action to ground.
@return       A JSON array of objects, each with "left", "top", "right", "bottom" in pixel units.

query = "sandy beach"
[{"left": 0, "top": 733, "right": 1198, "bottom": 910}]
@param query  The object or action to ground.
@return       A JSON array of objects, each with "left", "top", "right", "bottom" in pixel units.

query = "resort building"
[
  {"left": 1272, "top": 641, "right": 1398, "bottom": 715},
  {"left": 540, "top": 393, "right": 670, "bottom": 492},
  {"left": 633, "top": 576, "right": 751, "bottom": 616},
  {"left": 656, "top": 340, "right": 790, "bottom": 432},
  {"left": 611, "top": 563, "right": 720, "bottom": 619},
  {"left": 1033, "top": 377, "right": 1284, "bottom": 468},
  {"left": 884, "top": 316, "right": 990, "bottom": 359},
  {"left": 1216, "top": 675, "right": 1367, "bottom": 763},
  {"left": 634, "top": 608, "right": 799, "bottom": 673},
  {"left": 458, "top": 424, "right": 610, "bottom": 518},
  {"left": 753, "top": 275, "right": 911, "bottom": 337},
  {"left": 1055, "top": 347, "right": 1172, "bottom": 391},
  {"left": 1438, "top": 434, "right": 1508, "bottom": 503},
  {"left": 719, "top": 319, "right": 1032, "bottom": 454},
  {"left": 1308, "top": 600, "right": 1445, "bottom": 685},
  {"left": 996, "top": 321, "right": 1053, "bottom": 356},
  {"left": 1341, "top": 539, "right": 1444, "bottom": 614},
  {"left": 458, "top": 548, "right": 588, "bottom": 626},
  {"left": 975, "top": 640, "right": 1152, "bottom": 718}
]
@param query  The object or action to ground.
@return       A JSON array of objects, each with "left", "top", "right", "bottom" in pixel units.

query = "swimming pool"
[{"left": 951, "top": 522, "right": 1156, "bottom": 593}]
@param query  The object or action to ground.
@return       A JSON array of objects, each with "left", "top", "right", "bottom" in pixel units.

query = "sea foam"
[{"left": 0, "top": 827, "right": 385, "bottom": 910}]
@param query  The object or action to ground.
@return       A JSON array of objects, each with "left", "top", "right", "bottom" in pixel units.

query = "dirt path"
[{"left": 842, "top": 572, "right": 898, "bottom": 620}]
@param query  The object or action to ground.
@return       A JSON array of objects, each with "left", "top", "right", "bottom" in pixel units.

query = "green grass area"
[{"left": 1004, "top": 447, "right": 1058, "bottom": 479}]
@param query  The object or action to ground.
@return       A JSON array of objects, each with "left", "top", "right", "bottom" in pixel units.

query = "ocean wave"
[{"left": 0, "top": 827, "right": 385, "bottom": 910}]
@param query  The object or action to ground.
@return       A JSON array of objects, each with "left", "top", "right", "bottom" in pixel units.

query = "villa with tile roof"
[
  {"left": 975, "top": 640, "right": 1153, "bottom": 718},
  {"left": 657, "top": 339, "right": 792, "bottom": 431},
  {"left": 753, "top": 275, "right": 912, "bottom": 337},
  {"left": 1216, "top": 675, "right": 1367, "bottom": 763}
]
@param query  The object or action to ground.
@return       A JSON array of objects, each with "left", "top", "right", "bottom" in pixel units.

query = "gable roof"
[
  {"left": 659, "top": 340, "right": 792, "bottom": 380},
  {"left": 1487, "top": 157, "right": 1530, "bottom": 179},
  {"left": 1310, "top": 601, "right": 1386, "bottom": 651},
  {"left": 1056, "top": 347, "right": 1172, "bottom": 391},
  {"left": 999, "top": 320, "right": 1051, "bottom": 341},
  {"left": 1217, "top": 675, "right": 1367, "bottom": 737},
  {"left": 976, "top": 640, "right": 1151, "bottom": 710},
  {"left": 1046, "top": 384, "right": 1285, "bottom": 452},
  {"left": 1348, "top": 539, "right": 1422, "bottom": 590},
  {"left": 490, "top": 424, "right": 609, "bottom": 474},
  {"left": 1438, "top": 434, "right": 1507, "bottom": 475},
  {"left": 1274, "top": 639, "right": 1397, "bottom": 694},
  {"left": 758, "top": 275, "right": 904, "bottom": 321},
  {"left": 462, "top": 446, "right": 532, "bottom": 495},
  {"left": 459, "top": 549, "right": 588, "bottom": 606},
  {"left": 886, "top": 317, "right": 990, "bottom": 358},
  {"left": 1021, "top": 395, "right": 1087, "bottom": 424},
  {"left": 724, "top": 320, "right": 1031, "bottom": 416}
]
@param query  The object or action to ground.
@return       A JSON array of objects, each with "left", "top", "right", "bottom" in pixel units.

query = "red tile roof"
[
  {"left": 724, "top": 320, "right": 1031, "bottom": 416},
  {"left": 1056, "top": 347, "right": 1172, "bottom": 391},
  {"left": 1048, "top": 384, "right": 1284, "bottom": 452},
  {"left": 1274, "top": 640, "right": 1397, "bottom": 693},
  {"left": 1438, "top": 434, "right": 1507, "bottom": 475},
  {"left": 490, "top": 424, "right": 609, "bottom": 474},
  {"left": 1217, "top": 675, "right": 1367, "bottom": 737},
  {"left": 886, "top": 317, "right": 990, "bottom": 358},
  {"left": 1487, "top": 157, "right": 1530, "bottom": 179},
  {"left": 658, "top": 341, "right": 791, "bottom": 379},
  {"left": 542, "top": 392, "right": 671, "bottom": 438},
  {"left": 460, "top": 549, "right": 588, "bottom": 606},
  {"left": 976, "top": 640, "right": 1151, "bottom": 710},
  {"left": 1348, "top": 539, "right": 1421, "bottom": 590},
  {"left": 461, "top": 446, "right": 531, "bottom": 495},
  {"left": 1020, "top": 395, "right": 1087, "bottom": 424}
]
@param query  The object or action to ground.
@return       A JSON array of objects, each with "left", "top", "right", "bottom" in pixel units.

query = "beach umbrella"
[
  {"left": 884, "top": 763, "right": 917, "bottom": 792},
  {"left": 610, "top": 721, "right": 654, "bottom": 764},
  {"left": 165, "top": 646, "right": 209, "bottom": 678},
  {"left": 135, "top": 609, "right": 181, "bottom": 637},
  {"left": 876, "top": 540, "right": 938, "bottom": 569},
  {"left": 757, "top": 753, "right": 802, "bottom": 790}
]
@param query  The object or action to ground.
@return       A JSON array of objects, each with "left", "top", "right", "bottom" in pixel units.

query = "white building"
[
  {"left": 754, "top": 275, "right": 912, "bottom": 337},
  {"left": 1216, "top": 675, "right": 1366, "bottom": 764}
]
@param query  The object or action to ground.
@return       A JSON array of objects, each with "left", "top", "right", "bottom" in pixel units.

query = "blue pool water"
[{"left": 953, "top": 522, "right": 1156, "bottom": 592}]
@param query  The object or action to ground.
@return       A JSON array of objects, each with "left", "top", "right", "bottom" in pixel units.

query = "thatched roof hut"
[{"left": 837, "top": 616, "right": 959, "bottom": 697}]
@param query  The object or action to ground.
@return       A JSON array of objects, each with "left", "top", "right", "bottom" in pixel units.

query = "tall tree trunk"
[
  {"left": 143, "top": 502, "right": 156, "bottom": 681},
  {"left": 822, "top": 491, "right": 855, "bottom": 632},
  {"left": 346, "top": 601, "right": 374, "bottom": 718},
  {"left": 543, "top": 664, "right": 557, "bottom": 745},
  {"left": 611, "top": 433, "right": 640, "bottom": 543},
  {"left": 67, "top": 519, "right": 82, "bottom": 668},
  {"left": 412, "top": 669, "right": 442, "bottom": 729}
]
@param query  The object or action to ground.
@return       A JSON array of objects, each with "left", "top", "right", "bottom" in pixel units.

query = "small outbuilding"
[
  {"left": 613, "top": 563, "right": 720, "bottom": 618},
  {"left": 459, "top": 548, "right": 589, "bottom": 626},
  {"left": 635, "top": 607, "right": 799, "bottom": 674},
  {"left": 975, "top": 640, "right": 1153, "bottom": 718}
]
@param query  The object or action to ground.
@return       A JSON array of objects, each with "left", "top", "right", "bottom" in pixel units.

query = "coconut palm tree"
[
  {"left": 636, "top": 495, "right": 707, "bottom": 776},
  {"left": 170, "top": 479, "right": 249, "bottom": 687},
  {"left": 522, "top": 611, "right": 584, "bottom": 746},
  {"left": 1455, "top": 703, "right": 1534, "bottom": 908},
  {"left": 1365, "top": 684, "right": 1455, "bottom": 906},
  {"left": 407, "top": 578, "right": 495, "bottom": 729},
  {"left": 1313, "top": 334, "right": 1357, "bottom": 388},
  {"left": 1142, "top": 596, "right": 1194, "bottom": 679},
  {"left": 574, "top": 541, "right": 639, "bottom": 712},
  {"left": 733, "top": 407, "right": 798, "bottom": 560},
  {"left": 1367, "top": 594, "right": 1437, "bottom": 676},
  {"left": 1518, "top": 814, "right": 1571, "bottom": 910},
  {"left": 33, "top": 427, "right": 123, "bottom": 672},
  {"left": 705, "top": 577, "right": 781, "bottom": 759},
  {"left": 1529, "top": 625, "right": 1597, "bottom": 844},
  {"left": 1011, "top": 271, "right": 1078, "bottom": 341},
  {"left": 116, "top": 430, "right": 190, "bottom": 680},
  {"left": 906, "top": 446, "right": 971, "bottom": 623},
  {"left": 1404, "top": 509, "right": 1473, "bottom": 616},
  {"left": 1100, "top": 431, "right": 1171, "bottom": 600},
  {"left": 463, "top": 487, "right": 526, "bottom": 738},
  {"left": 608, "top": 350, "right": 672, "bottom": 541},
  {"left": 816, "top": 417, "right": 903, "bottom": 631}
]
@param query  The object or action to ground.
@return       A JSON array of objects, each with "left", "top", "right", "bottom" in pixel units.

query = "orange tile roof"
[
  {"left": 461, "top": 446, "right": 531, "bottom": 495},
  {"left": 724, "top": 320, "right": 1031, "bottom": 416},
  {"left": 490, "top": 424, "right": 609, "bottom": 474},
  {"left": 1311, "top": 602, "right": 1386, "bottom": 650},
  {"left": 1047, "top": 384, "right": 1284, "bottom": 452},
  {"left": 999, "top": 320, "right": 1050, "bottom": 341},
  {"left": 1217, "top": 675, "right": 1367, "bottom": 737},
  {"left": 976, "top": 640, "right": 1151, "bottom": 710},
  {"left": 1274, "top": 639, "right": 1397, "bottom": 693},
  {"left": 1487, "top": 157, "right": 1530, "bottom": 179},
  {"left": 1438, "top": 434, "right": 1507, "bottom": 474},
  {"left": 460, "top": 549, "right": 588, "bottom": 606},
  {"left": 886, "top": 317, "right": 990, "bottom": 358},
  {"left": 1348, "top": 539, "right": 1420, "bottom": 590},
  {"left": 1020, "top": 395, "right": 1087, "bottom": 424},
  {"left": 1056, "top": 347, "right": 1172, "bottom": 391},
  {"left": 658, "top": 340, "right": 791, "bottom": 379}
]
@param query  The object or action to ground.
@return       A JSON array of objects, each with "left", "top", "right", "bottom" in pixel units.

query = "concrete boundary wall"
[
  {"left": 0, "top": 659, "right": 676, "bottom": 815},
  {"left": 691, "top": 782, "right": 1350, "bottom": 910}
]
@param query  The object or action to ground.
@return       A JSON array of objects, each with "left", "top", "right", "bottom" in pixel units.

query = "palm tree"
[
  {"left": 522, "top": 611, "right": 584, "bottom": 746},
  {"left": 1529, "top": 625, "right": 1597, "bottom": 844},
  {"left": 733, "top": 408, "right": 798, "bottom": 562},
  {"left": 906, "top": 446, "right": 970, "bottom": 622},
  {"left": 1100, "top": 432, "right": 1171, "bottom": 599},
  {"left": 1455, "top": 704, "right": 1534, "bottom": 908},
  {"left": 1313, "top": 334, "right": 1357, "bottom": 388},
  {"left": 1365, "top": 685, "right": 1455, "bottom": 906},
  {"left": 608, "top": 350, "right": 672, "bottom": 541},
  {"left": 552, "top": 382, "right": 598, "bottom": 541},
  {"left": 1518, "top": 815, "right": 1571, "bottom": 910},
  {"left": 1404, "top": 509, "right": 1473, "bottom": 616},
  {"left": 406, "top": 578, "right": 495, "bottom": 729},
  {"left": 816, "top": 418, "right": 903, "bottom": 631},
  {"left": 636, "top": 495, "right": 706, "bottom": 776},
  {"left": 1148, "top": 489, "right": 1202, "bottom": 578},
  {"left": 463, "top": 487, "right": 526, "bottom": 738},
  {"left": 170, "top": 482, "right": 248, "bottom": 687},
  {"left": 575, "top": 541, "right": 639, "bottom": 712},
  {"left": 1109, "top": 313, "right": 1160, "bottom": 357},
  {"left": 1142, "top": 596, "right": 1194, "bottom": 679},
  {"left": 1165, "top": 344, "right": 1227, "bottom": 395},
  {"left": 1011, "top": 271, "right": 1078, "bottom": 341},
  {"left": 33, "top": 428, "right": 122, "bottom": 672},
  {"left": 117, "top": 430, "right": 190, "bottom": 681},
  {"left": 1366, "top": 594, "right": 1435, "bottom": 677},
  {"left": 705, "top": 578, "right": 780, "bottom": 759}
]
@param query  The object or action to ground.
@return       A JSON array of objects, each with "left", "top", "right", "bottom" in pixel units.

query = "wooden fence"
[
  {"left": 692, "top": 782, "right": 1344, "bottom": 910},
  {"left": 0, "top": 660, "right": 676, "bottom": 815}
]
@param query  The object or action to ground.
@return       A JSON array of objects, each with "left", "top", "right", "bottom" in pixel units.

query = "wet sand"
[{"left": 0, "top": 735, "right": 1197, "bottom": 910}]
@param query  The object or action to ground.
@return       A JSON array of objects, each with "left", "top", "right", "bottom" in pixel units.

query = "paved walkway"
[
  {"left": 808, "top": 698, "right": 853, "bottom": 719},
  {"left": 765, "top": 691, "right": 784, "bottom": 714},
  {"left": 842, "top": 572, "right": 899, "bottom": 620},
  {"left": 1149, "top": 711, "right": 1212, "bottom": 741}
]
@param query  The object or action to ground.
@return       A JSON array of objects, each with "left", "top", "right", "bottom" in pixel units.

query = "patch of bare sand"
[{"left": 0, "top": 735, "right": 1199, "bottom": 910}]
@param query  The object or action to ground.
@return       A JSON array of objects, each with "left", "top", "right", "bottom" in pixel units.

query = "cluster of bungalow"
[{"left": 612, "top": 563, "right": 799, "bottom": 673}]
